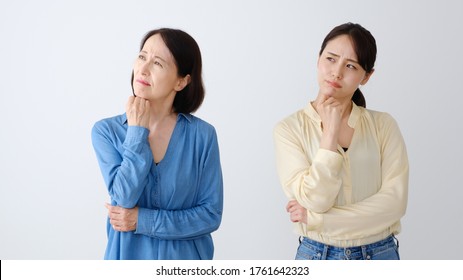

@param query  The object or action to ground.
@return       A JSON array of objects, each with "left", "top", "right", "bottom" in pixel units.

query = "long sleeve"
[
  {"left": 92, "top": 121, "right": 153, "bottom": 208},
  {"left": 94, "top": 114, "right": 222, "bottom": 259},
  {"left": 274, "top": 104, "right": 409, "bottom": 246},
  {"left": 273, "top": 115, "right": 343, "bottom": 213},
  {"left": 307, "top": 113, "right": 409, "bottom": 237},
  {"left": 135, "top": 128, "right": 223, "bottom": 240}
]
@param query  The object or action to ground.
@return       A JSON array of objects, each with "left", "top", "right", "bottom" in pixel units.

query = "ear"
[
  {"left": 360, "top": 69, "right": 374, "bottom": 85},
  {"left": 175, "top": 74, "right": 191, "bottom": 92}
]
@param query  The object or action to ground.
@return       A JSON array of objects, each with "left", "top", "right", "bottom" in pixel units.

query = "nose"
[
  {"left": 139, "top": 60, "right": 150, "bottom": 76},
  {"left": 331, "top": 63, "right": 343, "bottom": 80}
]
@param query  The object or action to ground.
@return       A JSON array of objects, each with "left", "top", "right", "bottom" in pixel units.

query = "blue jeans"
[{"left": 295, "top": 235, "right": 400, "bottom": 260}]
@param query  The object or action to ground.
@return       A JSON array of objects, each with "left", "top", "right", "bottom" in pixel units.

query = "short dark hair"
[
  {"left": 319, "top": 23, "right": 377, "bottom": 108},
  {"left": 131, "top": 28, "right": 205, "bottom": 113}
]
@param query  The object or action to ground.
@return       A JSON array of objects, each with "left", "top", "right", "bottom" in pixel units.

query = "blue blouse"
[{"left": 91, "top": 113, "right": 223, "bottom": 260}]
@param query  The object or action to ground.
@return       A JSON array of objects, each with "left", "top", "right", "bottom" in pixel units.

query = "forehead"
[
  {"left": 141, "top": 34, "right": 174, "bottom": 60},
  {"left": 323, "top": 35, "right": 358, "bottom": 60}
]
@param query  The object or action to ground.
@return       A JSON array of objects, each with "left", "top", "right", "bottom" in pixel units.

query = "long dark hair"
[
  {"left": 131, "top": 28, "right": 205, "bottom": 113},
  {"left": 319, "top": 23, "right": 377, "bottom": 108}
]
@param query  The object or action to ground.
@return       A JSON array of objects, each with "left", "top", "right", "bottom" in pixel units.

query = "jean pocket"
[
  {"left": 295, "top": 242, "right": 322, "bottom": 260},
  {"left": 369, "top": 245, "right": 400, "bottom": 260}
]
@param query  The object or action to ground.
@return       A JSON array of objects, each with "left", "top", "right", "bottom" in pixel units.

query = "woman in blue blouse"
[{"left": 91, "top": 28, "right": 223, "bottom": 260}]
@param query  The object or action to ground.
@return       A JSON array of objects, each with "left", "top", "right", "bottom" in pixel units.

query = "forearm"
[
  {"left": 306, "top": 166, "right": 409, "bottom": 235},
  {"left": 93, "top": 124, "right": 153, "bottom": 208},
  {"left": 135, "top": 205, "right": 222, "bottom": 240},
  {"left": 276, "top": 144, "right": 343, "bottom": 213}
]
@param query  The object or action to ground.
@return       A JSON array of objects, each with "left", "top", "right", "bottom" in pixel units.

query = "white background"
[{"left": 1, "top": 0, "right": 462, "bottom": 260}]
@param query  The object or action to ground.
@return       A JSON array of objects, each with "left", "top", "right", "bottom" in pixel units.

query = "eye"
[
  {"left": 347, "top": 64, "right": 357, "bottom": 70},
  {"left": 138, "top": 54, "right": 146, "bottom": 60},
  {"left": 326, "top": 56, "right": 335, "bottom": 62},
  {"left": 154, "top": 61, "right": 163, "bottom": 68}
]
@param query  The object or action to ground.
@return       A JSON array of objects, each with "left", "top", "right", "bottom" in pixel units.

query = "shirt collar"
[
  {"left": 304, "top": 101, "right": 361, "bottom": 128},
  {"left": 121, "top": 112, "right": 192, "bottom": 125}
]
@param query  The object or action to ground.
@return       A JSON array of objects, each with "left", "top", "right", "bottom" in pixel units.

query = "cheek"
[
  {"left": 317, "top": 62, "right": 330, "bottom": 76},
  {"left": 345, "top": 76, "right": 363, "bottom": 89},
  {"left": 317, "top": 64, "right": 328, "bottom": 81},
  {"left": 351, "top": 74, "right": 365, "bottom": 84}
]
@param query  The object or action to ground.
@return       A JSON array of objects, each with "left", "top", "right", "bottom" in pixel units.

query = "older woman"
[{"left": 92, "top": 28, "right": 223, "bottom": 260}]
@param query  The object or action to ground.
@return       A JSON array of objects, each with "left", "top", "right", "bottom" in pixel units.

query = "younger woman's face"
[{"left": 317, "top": 34, "right": 371, "bottom": 101}]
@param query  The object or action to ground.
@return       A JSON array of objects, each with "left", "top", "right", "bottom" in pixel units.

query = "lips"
[
  {"left": 136, "top": 79, "right": 151, "bottom": 86},
  {"left": 326, "top": 80, "right": 341, "bottom": 88}
]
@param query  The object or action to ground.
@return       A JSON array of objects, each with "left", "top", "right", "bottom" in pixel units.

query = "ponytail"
[{"left": 352, "top": 88, "right": 366, "bottom": 108}]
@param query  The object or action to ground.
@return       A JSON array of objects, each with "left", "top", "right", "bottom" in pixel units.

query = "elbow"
[
  {"left": 394, "top": 184, "right": 408, "bottom": 219},
  {"left": 397, "top": 202, "right": 407, "bottom": 218},
  {"left": 203, "top": 205, "right": 222, "bottom": 234},
  {"left": 209, "top": 210, "right": 223, "bottom": 233},
  {"left": 309, "top": 199, "right": 335, "bottom": 213},
  {"left": 109, "top": 189, "right": 139, "bottom": 209},
  {"left": 108, "top": 179, "right": 144, "bottom": 209},
  {"left": 298, "top": 193, "right": 335, "bottom": 214}
]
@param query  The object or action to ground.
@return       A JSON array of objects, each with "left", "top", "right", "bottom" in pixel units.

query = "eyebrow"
[
  {"left": 140, "top": 50, "right": 167, "bottom": 63},
  {"left": 327, "top": 52, "right": 359, "bottom": 64}
]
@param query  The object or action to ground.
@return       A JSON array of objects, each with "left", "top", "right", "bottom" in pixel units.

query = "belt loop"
[
  {"left": 361, "top": 246, "right": 368, "bottom": 260},
  {"left": 322, "top": 244, "right": 329, "bottom": 260},
  {"left": 299, "top": 236, "right": 303, "bottom": 245}
]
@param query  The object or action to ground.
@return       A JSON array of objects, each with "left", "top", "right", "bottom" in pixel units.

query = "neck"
[
  {"left": 149, "top": 102, "right": 177, "bottom": 127},
  {"left": 341, "top": 100, "right": 353, "bottom": 119}
]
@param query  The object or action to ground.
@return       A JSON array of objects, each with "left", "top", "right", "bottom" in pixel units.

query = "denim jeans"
[{"left": 295, "top": 235, "right": 400, "bottom": 260}]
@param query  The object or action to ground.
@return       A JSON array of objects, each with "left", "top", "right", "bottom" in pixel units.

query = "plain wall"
[{"left": 1, "top": 0, "right": 462, "bottom": 259}]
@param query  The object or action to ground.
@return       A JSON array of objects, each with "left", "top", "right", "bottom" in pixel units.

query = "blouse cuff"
[
  {"left": 124, "top": 126, "right": 149, "bottom": 145},
  {"left": 314, "top": 148, "right": 343, "bottom": 172},
  {"left": 135, "top": 207, "right": 156, "bottom": 236}
]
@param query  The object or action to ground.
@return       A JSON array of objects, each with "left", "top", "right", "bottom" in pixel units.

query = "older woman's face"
[
  {"left": 132, "top": 34, "right": 182, "bottom": 102},
  {"left": 317, "top": 35, "right": 371, "bottom": 100}
]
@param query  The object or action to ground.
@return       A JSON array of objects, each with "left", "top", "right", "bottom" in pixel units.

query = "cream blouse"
[{"left": 274, "top": 102, "right": 409, "bottom": 247}]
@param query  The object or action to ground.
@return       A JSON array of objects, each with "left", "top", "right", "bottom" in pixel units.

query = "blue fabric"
[
  {"left": 296, "top": 235, "right": 399, "bottom": 260},
  {"left": 91, "top": 113, "right": 223, "bottom": 260}
]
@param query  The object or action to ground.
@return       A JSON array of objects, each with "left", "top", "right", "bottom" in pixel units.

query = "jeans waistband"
[
  {"left": 298, "top": 235, "right": 399, "bottom": 260},
  {"left": 300, "top": 235, "right": 397, "bottom": 253}
]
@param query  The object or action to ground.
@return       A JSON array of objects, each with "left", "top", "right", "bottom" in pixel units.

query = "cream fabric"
[{"left": 274, "top": 102, "right": 409, "bottom": 247}]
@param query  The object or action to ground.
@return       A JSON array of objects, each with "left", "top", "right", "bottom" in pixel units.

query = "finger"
[
  {"left": 325, "top": 97, "right": 339, "bottom": 106},
  {"left": 290, "top": 213, "right": 300, "bottom": 222},
  {"left": 108, "top": 211, "right": 120, "bottom": 220},
  {"left": 287, "top": 204, "right": 298, "bottom": 214},
  {"left": 126, "top": 95, "right": 135, "bottom": 108},
  {"left": 131, "top": 96, "right": 139, "bottom": 109},
  {"left": 108, "top": 207, "right": 122, "bottom": 215},
  {"left": 286, "top": 200, "right": 297, "bottom": 210},
  {"left": 286, "top": 203, "right": 294, "bottom": 212},
  {"left": 136, "top": 96, "right": 144, "bottom": 107},
  {"left": 287, "top": 200, "right": 302, "bottom": 211},
  {"left": 320, "top": 96, "right": 333, "bottom": 104},
  {"left": 285, "top": 202, "right": 291, "bottom": 212},
  {"left": 144, "top": 99, "right": 150, "bottom": 113},
  {"left": 109, "top": 217, "right": 123, "bottom": 226},
  {"left": 318, "top": 94, "right": 329, "bottom": 103}
]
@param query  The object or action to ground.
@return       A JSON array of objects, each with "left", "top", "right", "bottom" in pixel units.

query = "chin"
[
  {"left": 321, "top": 90, "right": 336, "bottom": 98},
  {"left": 133, "top": 89, "right": 147, "bottom": 99}
]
